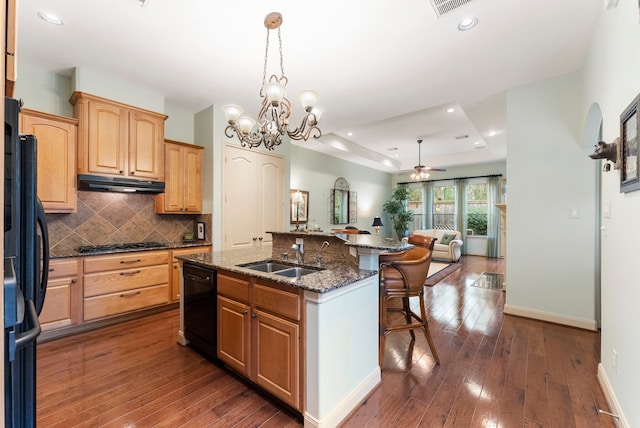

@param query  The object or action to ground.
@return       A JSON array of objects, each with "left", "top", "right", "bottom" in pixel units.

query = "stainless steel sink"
[
  {"left": 274, "top": 267, "right": 318, "bottom": 278},
  {"left": 240, "top": 261, "right": 292, "bottom": 273},
  {"left": 238, "top": 260, "right": 321, "bottom": 278}
]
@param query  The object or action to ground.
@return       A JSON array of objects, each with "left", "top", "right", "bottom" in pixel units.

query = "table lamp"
[{"left": 372, "top": 217, "right": 384, "bottom": 236}]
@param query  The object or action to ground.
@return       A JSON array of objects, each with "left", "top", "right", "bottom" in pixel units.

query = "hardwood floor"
[{"left": 37, "top": 256, "right": 615, "bottom": 427}]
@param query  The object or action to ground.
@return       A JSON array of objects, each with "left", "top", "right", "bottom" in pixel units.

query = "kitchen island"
[{"left": 177, "top": 231, "right": 411, "bottom": 428}]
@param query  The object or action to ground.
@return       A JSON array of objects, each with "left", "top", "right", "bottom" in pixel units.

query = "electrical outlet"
[
  {"left": 612, "top": 348, "right": 617, "bottom": 374},
  {"left": 296, "top": 238, "right": 304, "bottom": 245}
]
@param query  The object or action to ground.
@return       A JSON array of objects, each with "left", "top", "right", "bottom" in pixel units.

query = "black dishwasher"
[{"left": 183, "top": 263, "right": 217, "bottom": 360}]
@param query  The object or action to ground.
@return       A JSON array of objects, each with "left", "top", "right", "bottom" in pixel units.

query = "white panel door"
[{"left": 223, "top": 144, "right": 285, "bottom": 250}]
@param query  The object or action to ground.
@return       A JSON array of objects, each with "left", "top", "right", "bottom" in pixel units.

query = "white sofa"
[{"left": 410, "top": 229, "right": 463, "bottom": 262}]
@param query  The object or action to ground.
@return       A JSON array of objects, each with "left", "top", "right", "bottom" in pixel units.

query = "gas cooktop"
[{"left": 76, "top": 241, "right": 169, "bottom": 254}]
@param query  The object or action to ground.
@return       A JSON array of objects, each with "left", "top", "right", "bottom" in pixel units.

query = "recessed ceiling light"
[
  {"left": 447, "top": 108, "right": 455, "bottom": 113},
  {"left": 487, "top": 130, "right": 498, "bottom": 137},
  {"left": 474, "top": 141, "right": 481, "bottom": 145},
  {"left": 37, "top": 11, "right": 64, "bottom": 25},
  {"left": 458, "top": 17, "right": 478, "bottom": 31},
  {"left": 347, "top": 132, "right": 353, "bottom": 137}
]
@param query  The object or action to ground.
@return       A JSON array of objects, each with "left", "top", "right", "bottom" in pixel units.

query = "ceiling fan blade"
[{"left": 424, "top": 166, "right": 447, "bottom": 172}]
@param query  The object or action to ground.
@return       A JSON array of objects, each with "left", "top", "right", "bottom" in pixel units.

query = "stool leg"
[
  {"left": 419, "top": 294, "right": 440, "bottom": 364},
  {"left": 379, "top": 295, "right": 388, "bottom": 365},
  {"left": 402, "top": 296, "right": 416, "bottom": 340}
]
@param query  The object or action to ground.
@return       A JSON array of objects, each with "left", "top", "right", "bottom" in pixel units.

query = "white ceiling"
[{"left": 17, "top": 0, "right": 601, "bottom": 174}]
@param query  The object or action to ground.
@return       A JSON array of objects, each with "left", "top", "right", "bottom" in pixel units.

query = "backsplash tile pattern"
[{"left": 47, "top": 191, "right": 211, "bottom": 256}]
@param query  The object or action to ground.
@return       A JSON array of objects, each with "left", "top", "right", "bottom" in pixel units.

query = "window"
[
  {"left": 433, "top": 184, "right": 455, "bottom": 229},
  {"left": 407, "top": 187, "right": 425, "bottom": 230},
  {"left": 466, "top": 182, "right": 487, "bottom": 235}
]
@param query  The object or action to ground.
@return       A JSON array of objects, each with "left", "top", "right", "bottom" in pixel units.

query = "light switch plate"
[
  {"left": 569, "top": 208, "right": 580, "bottom": 219},
  {"left": 603, "top": 200, "right": 611, "bottom": 218}
]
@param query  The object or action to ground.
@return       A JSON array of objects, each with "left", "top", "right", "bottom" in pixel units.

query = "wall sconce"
[{"left": 372, "top": 217, "right": 384, "bottom": 236}]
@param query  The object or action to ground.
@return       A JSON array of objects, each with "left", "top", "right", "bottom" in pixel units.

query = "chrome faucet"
[
  {"left": 291, "top": 243, "right": 304, "bottom": 265},
  {"left": 316, "top": 241, "right": 330, "bottom": 267}
]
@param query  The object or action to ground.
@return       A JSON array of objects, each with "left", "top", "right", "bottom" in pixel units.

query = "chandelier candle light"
[
  {"left": 222, "top": 12, "right": 324, "bottom": 151},
  {"left": 293, "top": 190, "right": 304, "bottom": 230}
]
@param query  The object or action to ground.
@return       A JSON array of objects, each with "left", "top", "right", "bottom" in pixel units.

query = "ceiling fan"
[{"left": 410, "top": 139, "right": 446, "bottom": 181}]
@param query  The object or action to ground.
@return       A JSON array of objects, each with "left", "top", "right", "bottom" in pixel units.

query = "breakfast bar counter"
[{"left": 176, "top": 232, "right": 411, "bottom": 428}]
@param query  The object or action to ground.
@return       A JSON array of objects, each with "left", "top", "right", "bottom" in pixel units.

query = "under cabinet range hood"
[{"left": 77, "top": 174, "right": 165, "bottom": 194}]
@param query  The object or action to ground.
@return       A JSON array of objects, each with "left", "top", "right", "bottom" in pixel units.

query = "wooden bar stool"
[{"left": 378, "top": 235, "right": 440, "bottom": 365}]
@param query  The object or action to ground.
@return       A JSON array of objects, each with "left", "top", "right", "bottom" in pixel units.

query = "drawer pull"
[
  {"left": 120, "top": 259, "right": 142, "bottom": 264},
  {"left": 120, "top": 291, "right": 141, "bottom": 298},
  {"left": 120, "top": 270, "right": 141, "bottom": 276},
  {"left": 49, "top": 268, "right": 55, "bottom": 272}
]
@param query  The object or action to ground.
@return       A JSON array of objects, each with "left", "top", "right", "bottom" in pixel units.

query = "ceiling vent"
[{"left": 430, "top": 0, "right": 475, "bottom": 18}]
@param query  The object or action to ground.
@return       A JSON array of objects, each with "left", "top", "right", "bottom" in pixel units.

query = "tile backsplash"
[{"left": 47, "top": 191, "right": 211, "bottom": 256}]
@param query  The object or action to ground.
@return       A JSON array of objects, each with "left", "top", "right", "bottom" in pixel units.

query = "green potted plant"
[{"left": 383, "top": 186, "right": 414, "bottom": 240}]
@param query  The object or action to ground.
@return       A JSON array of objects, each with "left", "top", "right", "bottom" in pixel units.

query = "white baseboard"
[
  {"left": 303, "top": 366, "right": 381, "bottom": 428},
  {"left": 503, "top": 304, "right": 598, "bottom": 331},
  {"left": 597, "top": 363, "right": 629, "bottom": 427}
]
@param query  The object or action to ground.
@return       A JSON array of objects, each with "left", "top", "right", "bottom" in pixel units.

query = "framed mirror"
[{"left": 331, "top": 177, "right": 356, "bottom": 224}]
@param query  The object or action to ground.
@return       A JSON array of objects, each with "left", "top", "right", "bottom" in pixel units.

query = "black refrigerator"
[{"left": 3, "top": 96, "right": 49, "bottom": 427}]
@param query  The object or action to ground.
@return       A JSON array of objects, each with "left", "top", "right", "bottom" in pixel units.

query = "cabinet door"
[
  {"left": 5, "top": 0, "right": 17, "bottom": 96},
  {"left": 129, "top": 110, "right": 164, "bottom": 180},
  {"left": 162, "top": 143, "right": 184, "bottom": 212},
  {"left": 20, "top": 111, "right": 78, "bottom": 213},
  {"left": 183, "top": 145, "right": 203, "bottom": 212},
  {"left": 217, "top": 295, "right": 251, "bottom": 377},
  {"left": 88, "top": 99, "right": 128, "bottom": 175},
  {"left": 254, "top": 309, "right": 300, "bottom": 409}
]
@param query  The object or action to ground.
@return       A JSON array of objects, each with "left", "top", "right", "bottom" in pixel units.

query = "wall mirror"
[{"left": 331, "top": 177, "right": 357, "bottom": 224}]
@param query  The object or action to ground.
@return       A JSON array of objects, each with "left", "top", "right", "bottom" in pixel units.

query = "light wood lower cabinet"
[
  {"left": 217, "top": 271, "right": 302, "bottom": 410},
  {"left": 83, "top": 250, "right": 169, "bottom": 321},
  {"left": 39, "top": 258, "right": 81, "bottom": 331},
  {"left": 170, "top": 246, "right": 211, "bottom": 301}
]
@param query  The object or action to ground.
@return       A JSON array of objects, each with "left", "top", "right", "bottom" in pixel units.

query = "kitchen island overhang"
[{"left": 176, "top": 232, "right": 411, "bottom": 428}]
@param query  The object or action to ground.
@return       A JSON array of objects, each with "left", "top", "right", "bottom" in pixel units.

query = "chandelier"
[
  {"left": 410, "top": 139, "right": 446, "bottom": 181},
  {"left": 222, "top": 12, "right": 324, "bottom": 151}
]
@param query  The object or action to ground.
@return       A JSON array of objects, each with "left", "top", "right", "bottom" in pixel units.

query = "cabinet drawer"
[
  {"left": 48, "top": 259, "right": 79, "bottom": 279},
  {"left": 83, "top": 284, "right": 169, "bottom": 321},
  {"left": 217, "top": 273, "right": 250, "bottom": 303},
  {"left": 84, "top": 265, "right": 168, "bottom": 297},
  {"left": 254, "top": 283, "right": 300, "bottom": 321},
  {"left": 84, "top": 250, "right": 169, "bottom": 273}
]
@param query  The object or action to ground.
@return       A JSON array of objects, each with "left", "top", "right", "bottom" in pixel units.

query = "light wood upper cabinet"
[
  {"left": 5, "top": 0, "right": 17, "bottom": 97},
  {"left": 156, "top": 140, "right": 203, "bottom": 214},
  {"left": 70, "top": 91, "right": 167, "bottom": 180},
  {"left": 20, "top": 109, "right": 78, "bottom": 213}
]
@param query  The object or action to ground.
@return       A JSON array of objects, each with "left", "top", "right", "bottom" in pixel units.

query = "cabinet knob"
[
  {"left": 242, "top": 309, "right": 249, "bottom": 315},
  {"left": 258, "top": 237, "right": 263, "bottom": 241},
  {"left": 71, "top": 279, "right": 77, "bottom": 284},
  {"left": 252, "top": 237, "right": 257, "bottom": 241},
  {"left": 131, "top": 171, "right": 135, "bottom": 175},
  {"left": 119, "top": 170, "right": 124, "bottom": 174},
  {"left": 251, "top": 313, "right": 258, "bottom": 319}
]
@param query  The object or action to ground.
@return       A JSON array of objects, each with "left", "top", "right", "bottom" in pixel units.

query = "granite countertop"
[
  {"left": 177, "top": 247, "right": 378, "bottom": 294},
  {"left": 50, "top": 241, "right": 212, "bottom": 259},
  {"left": 269, "top": 230, "right": 412, "bottom": 252}
]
